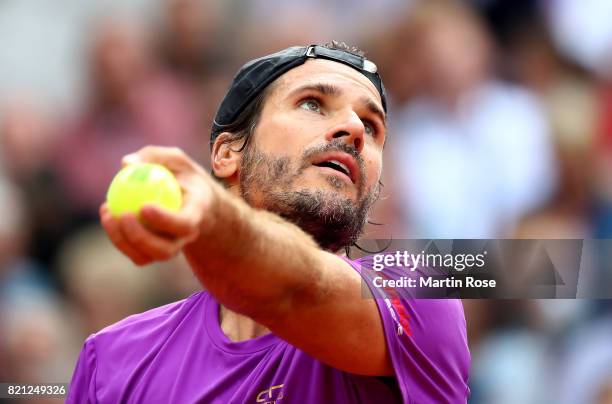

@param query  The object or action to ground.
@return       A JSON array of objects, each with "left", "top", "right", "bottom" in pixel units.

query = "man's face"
[{"left": 236, "top": 59, "right": 386, "bottom": 252}]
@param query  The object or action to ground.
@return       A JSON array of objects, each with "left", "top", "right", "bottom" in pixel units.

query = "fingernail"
[{"left": 122, "top": 154, "right": 139, "bottom": 166}]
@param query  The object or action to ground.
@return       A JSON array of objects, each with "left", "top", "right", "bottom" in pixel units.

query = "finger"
[
  {"left": 121, "top": 153, "right": 142, "bottom": 167},
  {"left": 100, "top": 203, "right": 109, "bottom": 217},
  {"left": 139, "top": 204, "right": 200, "bottom": 239},
  {"left": 119, "top": 213, "right": 183, "bottom": 261},
  {"left": 100, "top": 209, "right": 153, "bottom": 266},
  {"left": 127, "top": 146, "right": 194, "bottom": 174}
]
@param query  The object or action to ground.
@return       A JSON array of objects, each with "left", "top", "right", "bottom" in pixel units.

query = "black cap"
[{"left": 210, "top": 44, "right": 387, "bottom": 146}]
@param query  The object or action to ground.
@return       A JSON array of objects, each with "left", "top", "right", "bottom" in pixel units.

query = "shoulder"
[
  {"left": 67, "top": 291, "right": 212, "bottom": 403},
  {"left": 342, "top": 255, "right": 471, "bottom": 401},
  {"left": 349, "top": 254, "right": 468, "bottom": 332},
  {"left": 91, "top": 290, "right": 210, "bottom": 352}
]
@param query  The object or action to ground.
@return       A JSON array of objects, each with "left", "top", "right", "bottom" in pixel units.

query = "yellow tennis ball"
[{"left": 106, "top": 163, "right": 183, "bottom": 217}]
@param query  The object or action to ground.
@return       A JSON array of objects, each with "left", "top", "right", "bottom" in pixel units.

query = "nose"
[{"left": 324, "top": 110, "right": 365, "bottom": 153}]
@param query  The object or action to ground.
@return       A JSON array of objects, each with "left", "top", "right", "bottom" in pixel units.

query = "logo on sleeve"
[
  {"left": 256, "top": 384, "right": 284, "bottom": 403},
  {"left": 384, "top": 297, "right": 413, "bottom": 336}
]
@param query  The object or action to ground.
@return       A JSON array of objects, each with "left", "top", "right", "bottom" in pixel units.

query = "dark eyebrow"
[{"left": 287, "top": 83, "right": 342, "bottom": 98}]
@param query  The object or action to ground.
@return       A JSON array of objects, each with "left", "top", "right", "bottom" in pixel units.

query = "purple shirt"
[{"left": 67, "top": 257, "right": 470, "bottom": 403}]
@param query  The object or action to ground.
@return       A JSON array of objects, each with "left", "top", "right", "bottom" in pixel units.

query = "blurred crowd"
[{"left": 0, "top": 0, "right": 611, "bottom": 403}]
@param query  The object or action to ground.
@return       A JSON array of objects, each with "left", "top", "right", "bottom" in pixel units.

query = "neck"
[
  {"left": 218, "top": 248, "right": 348, "bottom": 342},
  {"left": 219, "top": 305, "right": 271, "bottom": 341}
]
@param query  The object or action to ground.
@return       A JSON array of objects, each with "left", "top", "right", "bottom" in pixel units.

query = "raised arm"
[{"left": 101, "top": 146, "right": 392, "bottom": 376}]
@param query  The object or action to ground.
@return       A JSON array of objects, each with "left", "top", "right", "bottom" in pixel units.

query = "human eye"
[
  {"left": 363, "top": 120, "right": 377, "bottom": 137},
  {"left": 298, "top": 98, "right": 322, "bottom": 113}
]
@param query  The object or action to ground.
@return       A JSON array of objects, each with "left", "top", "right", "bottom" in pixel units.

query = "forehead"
[{"left": 270, "top": 59, "right": 383, "bottom": 107}]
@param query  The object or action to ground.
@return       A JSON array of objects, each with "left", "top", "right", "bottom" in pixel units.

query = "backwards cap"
[{"left": 210, "top": 44, "right": 387, "bottom": 147}]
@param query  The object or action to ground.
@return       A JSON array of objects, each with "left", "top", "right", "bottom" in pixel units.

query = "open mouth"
[
  {"left": 314, "top": 160, "right": 351, "bottom": 177},
  {"left": 312, "top": 152, "right": 359, "bottom": 184}
]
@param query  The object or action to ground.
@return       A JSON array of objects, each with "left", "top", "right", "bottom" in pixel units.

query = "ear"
[{"left": 210, "top": 133, "right": 242, "bottom": 181}]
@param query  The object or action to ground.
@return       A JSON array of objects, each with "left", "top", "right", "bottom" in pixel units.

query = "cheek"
[
  {"left": 255, "top": 117, "right": 314, "bottom": 155},
  {"left": 363, "top": 154, "right": 382, "bottom": 183}
]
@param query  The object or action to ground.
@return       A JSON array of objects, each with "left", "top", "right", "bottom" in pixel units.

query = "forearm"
[
  {"left": 100, "top": 146, "right": 391, "bottom": 375},
  {"left": 182, "top": 184, "right": 325, "bottom": 321}
]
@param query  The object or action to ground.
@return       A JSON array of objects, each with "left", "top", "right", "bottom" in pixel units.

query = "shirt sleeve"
[
  {"left": 66, "top": 335, "right": 98, "bottom": 403},
  {"left": 344, "top": 256, "right": 471, "bottom": 404}
]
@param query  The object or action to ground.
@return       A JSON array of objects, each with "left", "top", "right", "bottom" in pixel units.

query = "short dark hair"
[
  {"left": 210, "top": 83, "right": 271, "bottom": 154},
  {"left": 324, "top": 40, "right": 365, "bottom": 58}
]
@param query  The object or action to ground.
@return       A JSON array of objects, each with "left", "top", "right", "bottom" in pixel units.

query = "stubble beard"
[{"left": 239, "top": 140, "right": 379, "bottom": 252}]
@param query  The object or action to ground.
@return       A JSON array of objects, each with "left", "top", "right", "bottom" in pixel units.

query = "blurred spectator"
[
  {"left": 593, "top": 82, "right": 612, "bottom": 239},
  {"left": 0, "top": 178, "right": 55, "bottom": 305},
  {"left": 237, "top": 3, "right": 336, "bottom": 60},
  {"left": 598, "top": 379, "right": 612, "bottom": 404},
  {"left": 239, "top": 0, "right": 409, "bottom": 52},
  {"left": 0, "top": 176, "right": 23, "bottom": 274},
  {"left": 1, "top": 296, "right": 77, "bottom": 392},
  {"left": 151, "top": 253, "right": 201, "bottom": 305},
  {"left": 156, "top": 0, "right": 225, "bottom": 80},
  {"left": 57, "top": 226, "right": 163, "bottom": 338},
  {"left": 556, "top": 315, "right": 612, "bottom": 404},
  {"left": 470, "top": 328, "right": 548, "bottom": 403},
  {"left": 545, "top": 0, "right": 612, "bottom": 79},
  {"left": 54, "top": 15, "right": 202, "bottom": 222},
  {"left": 0, "top": 97, "right": 71, "bottom": 267},
  {"left": 387, "top": 0, "right": 557, "bottom": 238},
  {"left": 0, "top": 97, "right": 59, "bottom": 182},
  {"left": 503, "top": 15, "right": 598, "bottom": 238},
  {"left": 0, "top": 178, "right": 77, "bottom": 396},
  {"left": 154, "top": 0, "right": 231, "bottom": 165}
]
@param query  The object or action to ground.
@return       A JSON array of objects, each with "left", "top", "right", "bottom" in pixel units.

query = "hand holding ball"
[{"left": 106, "top": 163, "right": 183, "bottom": 216}]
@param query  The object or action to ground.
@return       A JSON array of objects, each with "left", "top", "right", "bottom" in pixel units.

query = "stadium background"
[{"left": 1, "top": 0, "right": 611, "bottom": 402}]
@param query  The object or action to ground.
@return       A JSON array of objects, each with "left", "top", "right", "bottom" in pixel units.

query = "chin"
[{"left": 303, "top": 171, "right": 357, "bottom": 196}]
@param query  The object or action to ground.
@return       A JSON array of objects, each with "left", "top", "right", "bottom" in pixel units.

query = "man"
[{"left": 67, "top": 42, "right": 470, "bottom": 403}]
